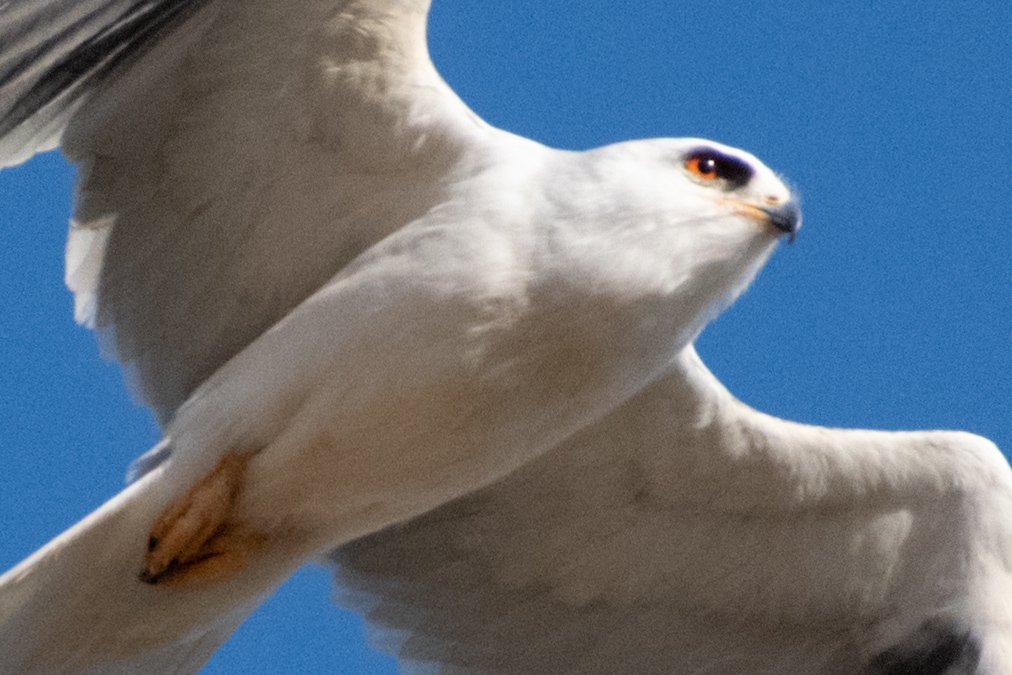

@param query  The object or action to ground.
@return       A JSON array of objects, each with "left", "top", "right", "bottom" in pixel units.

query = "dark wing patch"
[
  {"left": 866, "top": 618, "right": 981, "bottom": 675},
  {"left": 0, "top": 0, "right": 210, "bottom": 159}
]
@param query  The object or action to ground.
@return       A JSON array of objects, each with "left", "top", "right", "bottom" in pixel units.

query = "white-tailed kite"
[{"left": 1, "top": 2, "right": 1009, "bottom": 674}]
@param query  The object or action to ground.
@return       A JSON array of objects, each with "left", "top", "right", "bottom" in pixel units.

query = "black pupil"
[{"left": 692, "top": 150, "right": 753, "bottom": 189}]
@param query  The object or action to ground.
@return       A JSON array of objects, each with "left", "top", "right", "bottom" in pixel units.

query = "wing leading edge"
[{"left": 334, "top": 346, "right": 1012, "bottom": 674}]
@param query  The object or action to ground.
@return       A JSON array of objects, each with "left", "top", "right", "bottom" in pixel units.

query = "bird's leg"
[{"left": 140, "top": 450, "right": 264, "bottom": 586}]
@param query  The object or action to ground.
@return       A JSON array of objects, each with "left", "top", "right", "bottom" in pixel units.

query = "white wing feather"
[
  {"left": 334, "top": 346, "right": 1012, "bottom": 674},
  {"left": 0, "top": 1, "right": 495, "bottom": 671},
  {"left": 3, "top": 0, "right": 484, "bottom": 423}
]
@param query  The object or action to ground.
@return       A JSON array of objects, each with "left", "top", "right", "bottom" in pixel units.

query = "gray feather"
[{"left": 0, "top": 0, "right": 210, "bottom": 164}]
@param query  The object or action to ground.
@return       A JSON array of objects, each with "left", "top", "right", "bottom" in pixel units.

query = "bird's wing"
[
  {"left": 0, "top": 0, "right": 487, "bottom": 424},
  {"left": 334, "top": 345, "right": 1012, "bottom": 675},
  {"left": 0, "top": 0, "right": 208, "bottom": 165},
  {"left": 0, "top": 464, "right": 301, "bottom": 674}
]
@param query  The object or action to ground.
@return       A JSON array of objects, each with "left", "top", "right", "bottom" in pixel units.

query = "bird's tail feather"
[{"left": 0, "top": 466, "right": 295, "bottom": 674}]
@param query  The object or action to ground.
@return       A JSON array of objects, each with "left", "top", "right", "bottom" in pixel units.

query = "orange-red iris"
[{"left": 685, "top": 155, "right": 719, "bottom": 181}]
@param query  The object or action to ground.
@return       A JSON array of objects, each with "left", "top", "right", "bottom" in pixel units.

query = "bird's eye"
[{"left": 683, "top": 150, "right": 753, "bottom": 189}]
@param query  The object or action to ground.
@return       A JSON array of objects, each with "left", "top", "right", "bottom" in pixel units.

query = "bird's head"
[{"left": 541, "top": 137, "right": 800, "bottom": 344}]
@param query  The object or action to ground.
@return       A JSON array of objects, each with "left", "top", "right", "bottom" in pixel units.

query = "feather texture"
[{"left": 334, "top": 347, "right": 1012, "bottom": 674}]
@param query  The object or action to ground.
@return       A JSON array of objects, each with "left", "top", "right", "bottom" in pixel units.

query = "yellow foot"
[{"left": 140, "top": 450, "right": 264, "bottom": 586}]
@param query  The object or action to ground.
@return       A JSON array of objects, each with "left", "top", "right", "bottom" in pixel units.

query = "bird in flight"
[{"left": 1, "top": 1, "right": 1009, "bottom": 674}]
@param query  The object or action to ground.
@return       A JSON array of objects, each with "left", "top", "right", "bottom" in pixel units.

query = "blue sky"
[{"left": 0, "top": 1, "right": 1009, "bottom": 672}]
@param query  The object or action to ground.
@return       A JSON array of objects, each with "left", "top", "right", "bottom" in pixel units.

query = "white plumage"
[{"left": 0, "top": 2, "right": 1008, "bottom": 674}]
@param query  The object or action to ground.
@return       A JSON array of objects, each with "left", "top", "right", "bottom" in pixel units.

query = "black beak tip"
[{"left": 764, "top": 202, "right": 801, "bottom": 243}]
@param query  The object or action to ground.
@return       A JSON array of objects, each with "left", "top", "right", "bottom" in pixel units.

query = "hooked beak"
[{"left": 760, "top": 201, "right": 802, "bottom": 244}]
